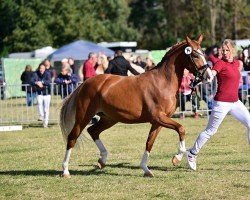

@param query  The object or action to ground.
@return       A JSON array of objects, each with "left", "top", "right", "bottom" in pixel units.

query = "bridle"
[{"left": 185, "top": 47, "right": 210, "bottom": 93}]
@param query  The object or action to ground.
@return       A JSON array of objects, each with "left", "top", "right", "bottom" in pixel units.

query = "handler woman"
[{"left": 187, "top": 39, "right": 250, "bottom": 170}]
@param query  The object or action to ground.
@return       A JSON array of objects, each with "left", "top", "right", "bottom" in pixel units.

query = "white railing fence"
[{"left": 0, "top": 77, "right": 250, "bottom": 125}]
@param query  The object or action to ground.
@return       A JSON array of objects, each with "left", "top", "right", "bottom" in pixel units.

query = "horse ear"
[
  {"left": 196, "top": 34, "right": 203, "bottom": 44},
  {"left": 186, "top": 35, "right": 192, "bottom": 46}
]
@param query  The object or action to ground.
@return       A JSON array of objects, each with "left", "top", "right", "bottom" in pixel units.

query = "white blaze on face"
[
  {"left": 197, "top": 49, "right": 214, "bottom": 83},
  {"left": 197, "top": 49, "right": 207, "bottom": 66}
]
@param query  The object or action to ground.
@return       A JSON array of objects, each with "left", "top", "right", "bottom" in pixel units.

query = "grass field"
[{"left": 0, "top": 116, "right": 249, "bottom": 200}]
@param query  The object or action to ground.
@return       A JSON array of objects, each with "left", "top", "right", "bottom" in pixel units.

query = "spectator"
[
  {"left": 238, "top": 57, "right": 250, "bottom": 106},
  {"left": 199, "top": 57, "right": 216, "bottom": 115},
  {"left": 208, "top": 45, "right": 222, "bottom": 66},
  {"left": 133, "top": 56, "right": 146, "bottom": 69},
  {"left": 20, "top": 65, "right": 36, "bottom": 106},
  {"left": 68, "top": 57, "right": 77, "bottom": 75},
  {"left": 55, "top": 65, "right": 79, "bottom": 99},
  {"left": 127, "top": 54, "right": 145, "bottom": 76},
  {"left": 241, "top": 47, "right": 250, "bottom": 71},
  {"left": 179, "top": 69, "right": 201, "bottom": 119},
  {"left": 82, "top": 52, "right": 99, "bottom": 124},
  {"left": 44, "top": 59, "right": 56, "bottom": 83},
  {"left": 44, "top": 59, "right": 56, "bottom": 95},
  {"left": 107, "top": 56, "right": 112, "bottom": 62},
  {"left": 31, "top": 63, "right": 52, "bottom": 128},
  {"left": 82, "top": 52, "right": 97, "bottom": 81},
  {"left": 61, "top": 58, "right": 69, "bottom": 68},
  {"left": 200, "top": 79, "right": 216, "bottom": 115},
  {"left": 238, "top": 70, "right": 250, "bottom": 106},
  {"left": 105, "top": 50, "right": 139, "bottom": 76},
  {"left": 96, "top": 54, "right": 109, "bottom": 75},
  {"left": 144, "top": 57, "right": 155, "bottom": 71}
]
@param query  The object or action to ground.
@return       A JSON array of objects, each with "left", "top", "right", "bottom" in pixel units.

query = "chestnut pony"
[{"left": 60, "top": 34, "right": 212, "bottom": 177}]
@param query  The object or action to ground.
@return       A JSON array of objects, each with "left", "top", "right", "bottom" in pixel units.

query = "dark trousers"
[{"left": 180, "top": 93, "right": 200, "bottom": 113}]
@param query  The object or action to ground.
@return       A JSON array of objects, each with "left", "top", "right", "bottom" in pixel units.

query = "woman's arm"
[{"left": 204, "top": 68, "right": 217, "bottom": 83}]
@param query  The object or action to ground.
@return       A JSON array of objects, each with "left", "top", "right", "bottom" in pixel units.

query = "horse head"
[{"left": 184, "top": 34, "right": 213, "bottom": 85}]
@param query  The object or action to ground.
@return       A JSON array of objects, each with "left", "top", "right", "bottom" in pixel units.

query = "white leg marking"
[
  {"left": 62, "top": 149, "right": 72, "bottom": 176},
  {"left": 179, "top": 140, "right": 186, "bottom": 153},
  {"left": 175, "top": 140, "right": 186, "bottom": 161},
  {"left": 95, "top": 139, "right": 108, "bottom": 163},
  {"left": 140, "top": 151, "right": 151, "bottom": 174}
]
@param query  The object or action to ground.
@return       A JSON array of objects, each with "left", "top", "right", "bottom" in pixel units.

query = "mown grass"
[
  {"left": 0, "top": 97, "right": 62, "bottom": 125},
  {"left": 0, "top": 116, "right": 249, "bottom": 200}
]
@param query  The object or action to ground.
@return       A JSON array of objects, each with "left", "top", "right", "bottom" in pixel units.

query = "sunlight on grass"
[{"left": 0, "top": 116, "right": 249, "bottom": 199}]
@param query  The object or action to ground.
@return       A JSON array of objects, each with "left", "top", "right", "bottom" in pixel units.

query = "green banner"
[
  {"left": 150, "top": 50, "right": 166, "bottom": 65},
  {"left": 2, "top": 58, "right": 42, "bottom": 98}
]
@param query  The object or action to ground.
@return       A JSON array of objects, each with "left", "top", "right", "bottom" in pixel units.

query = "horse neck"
[{"left": 157, "top": 50, "right": 186, "bottom": 92}]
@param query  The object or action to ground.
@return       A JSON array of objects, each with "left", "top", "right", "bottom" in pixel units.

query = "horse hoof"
[
  {"left": 172, "top": 155, "right": 180, "bottom": 166},
  {"left": 97, "top": 158, "right": 106, "bottom": 169},
  {"left": 144, "top": 171, "right": 154, "bottom": 177},
  {"left": 61, "top": 173, "right": 71, "bottom": 178}
]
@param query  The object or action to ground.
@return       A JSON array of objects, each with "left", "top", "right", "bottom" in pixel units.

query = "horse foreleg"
[
  {"left": 140, "top": 124, "right": 162, "bottom": 177},
  {"left": 172, "top": 140, "right": 186, "bottom": 166},
  {"left": 156, "top": 112, "right": 186, "bottom": 166},
  {"left": 87, "top": 117, "right": 117, "bottom": 169}
]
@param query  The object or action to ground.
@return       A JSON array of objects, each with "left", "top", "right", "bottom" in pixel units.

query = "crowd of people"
[
  {"left": 19, "top": 51, "right": 154, "bottom": 127},
  {"left": 20, "top": 42, "right": 250, "bottom": 128}
]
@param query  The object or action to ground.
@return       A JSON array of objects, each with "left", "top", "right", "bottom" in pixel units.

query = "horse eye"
[{"left": 192, "top": 52, "right": 199, "bottom": 58}]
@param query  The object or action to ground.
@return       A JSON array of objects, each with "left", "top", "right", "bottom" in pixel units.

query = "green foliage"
[
  {"left": 129, "top": 0, "right": 250, "bottom": 49},
  {"left": 0, "top": 0, "right": 249, "bottom": 54},
  {"left": 0, "top": 0, "right": 138, "bottom": 53}
]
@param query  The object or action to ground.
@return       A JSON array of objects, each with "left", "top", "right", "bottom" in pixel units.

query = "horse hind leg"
[
  {"left": 62, "top": 122, "right": 82, "bottom": 178},
  {"left": 62, "top": 103, "right": 97, "bottom": 177},
  {"left": 87, "top": 116, "right": 117, "bottom": 169},
  {"left": 62, "top": 119, "right": 91, "bottom": 178}
]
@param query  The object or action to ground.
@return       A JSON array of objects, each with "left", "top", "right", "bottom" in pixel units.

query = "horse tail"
[{"left": 60, "top": 84, "right": 83, "bottom": 146}]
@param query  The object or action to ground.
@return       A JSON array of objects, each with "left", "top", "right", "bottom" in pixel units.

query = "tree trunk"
[
  {"left": 232, "top": 0, "right": 238, "bottom": 40},
  {"left": 209, "top": 0, "right": 217, "bottom": 45},
  {"left": 219, "top": 0, "right": 226, "bottom": 41}
]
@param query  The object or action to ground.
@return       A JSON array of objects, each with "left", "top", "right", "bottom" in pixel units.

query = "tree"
[
  {"left": 0, "top": 0, "right": 139, "bottom": 54},
  {"left": 0, "top": 0, "right": 249, "bottom": 55}
]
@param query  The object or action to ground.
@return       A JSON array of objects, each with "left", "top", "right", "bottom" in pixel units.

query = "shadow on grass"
[
  {"left": 0, "top": 169, "right": 103, "bottom": 177},
  {"left": 79, "top": 162, "right": 185, "bottom": 171},
  {"left": 80, "top": 162, "right": 188, "bottom": 173},
  {"left": 21, "top": 123, "right": 59, "bottom": 129},
  {"left": 0, "top": 162, "right": 187, "bottom": 177},
  {"left": 2, "top": 163, "right": 247, "bottom": 177}
]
